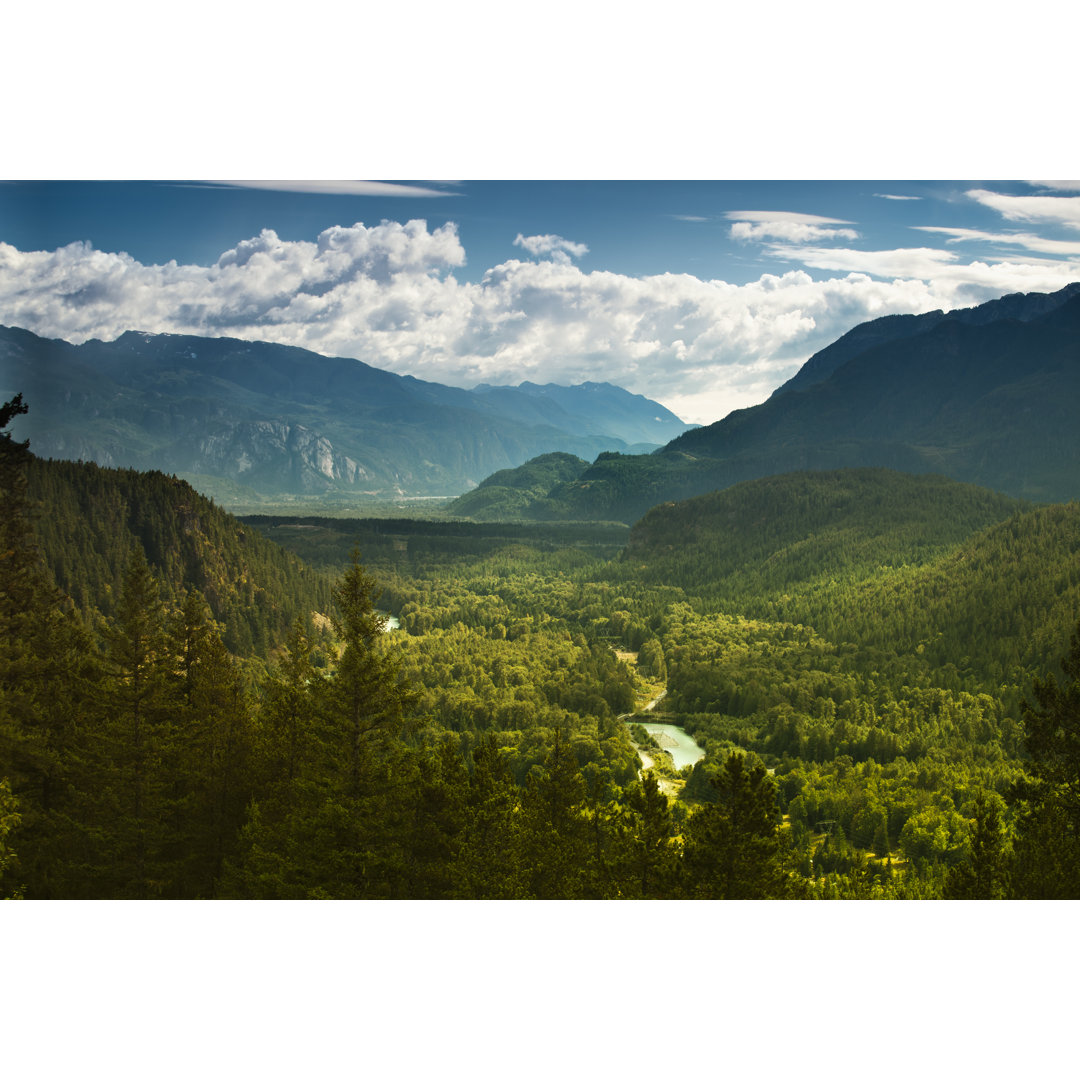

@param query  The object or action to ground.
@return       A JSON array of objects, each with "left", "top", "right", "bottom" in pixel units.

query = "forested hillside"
[
  {"left": 621, "top": 471, "right": 1080, "bottom": 688},
  {"left": 26, "top": 457, "right": 331, "bottom": 657},
  {"left": 4, "top": 387, "right": 1080, "bottom": 899}
]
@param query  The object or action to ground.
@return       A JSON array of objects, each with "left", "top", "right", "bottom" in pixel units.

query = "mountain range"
[
  {"left": 0, "top": 326, "right": 691, "bottom": 499},
  {"left": 448, "top": 283, "right": 1080, "bottom": 522}
]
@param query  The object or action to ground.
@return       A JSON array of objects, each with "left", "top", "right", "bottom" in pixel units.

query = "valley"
[
  {"left": 6, "top": 421, "right": 1078, "bottom": 897},
  {"left": 3, "top": 284, "right": 1080, "bottom": 900}
]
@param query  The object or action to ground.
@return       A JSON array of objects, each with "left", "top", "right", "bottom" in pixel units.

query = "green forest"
[{"left": 3, "top": 396, "right": 1080, "bottom": 899}]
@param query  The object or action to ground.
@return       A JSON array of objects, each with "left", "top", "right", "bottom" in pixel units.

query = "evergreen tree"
[
  {"left": 0, "top": 395, "right": 104, "bottom": 897},
  {"left": 223, "top": 551, "right": 413, "bottom": 898},
  {"left": 253, "top": 617, "right": 323, "bottom": 803},
  {"left": 623, "top": 773, "right": 677, "bottom": 898},
  {"left": 517, "top": 730, "right": 593, "bottom": 898},
  {"left": 165, "top": 590, "right": 254, "bottom": 897},
  {"left": 322, "top": 548, "right": 408, "bottom": 790},
  {"left": 92, "top": 547, "right": 175, "bottom": 898},
  {"left": 450, "top": 735, "right": 527, "bottom": 899},
  {"left": 1009, "top": 621, "right": 1080, "bottom": 898},
  {"left": 680, "top": 753, "right": 791, "bottom": 899},
  {"left": 943, "top": 793, "right": 1008, "bottom": 899},
  {"left": 0, "top": 778, "right": 22, "bottom": 898}
]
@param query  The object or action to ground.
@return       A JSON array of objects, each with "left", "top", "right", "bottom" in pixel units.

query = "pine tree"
[
  {"left": 943, "top": 793, "right": 1008, "bottom": 899},
  {"left": 450, "top": 735, "right": 527, "bottom": 899},
  {"left": 165, "top": 590, "right": 254, "bottom": 897},
  {"left": 0, "top": 778, "right": 22, "bottom": 898},
  {"left": 322, "top": 548, "right": 408, "bottom": 790},
  {"left": 223, "top": 551, "right": 413, "bottom": 898},
  {"left": 623, "top": 772, "right": 677, "bottom": 898},
  {"left": 0, "top": 395, "right": 103, "bottom": 897},
  {"left": 680, "top": 752, "right": 791, "bottom": 899},
  {"left": 1009, "top": 622, "right": 1080, "bottom": 898},
  {"left": 254, "top": 617, "right": 322, "bottom": 802},
  {"left": 93, "top": 547, "right": 175, "bottom": 898}
]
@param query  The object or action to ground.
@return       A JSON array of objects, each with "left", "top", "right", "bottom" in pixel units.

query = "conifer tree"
[
  {"left": 323, "top": 548, "right": 408, "bottom": 790},
  {"left": 943, "top": 793, "right": 1008, "bottom": 899},
  {"left": 165, "top": 590, "right": 254, "bottom": 897},
  {"left": 450, "top": 735, "right": 527, "bottom": 898},
  {"left": 93, "top": 547, "right": 175, "bottom": 898},
  {"left": 1, "top": 396, "right": 103, "bottom": 897},
  {"left": 624, "top": 772, "right": 677, "bottom": 898},
  {"left": 0, "top": 778, "right": 22, "bottom": 898},
  {"left": 680, "top": 752, "right": 790, "bottom": 899},
  {"left": 1009, "top": 621, "right": 1080, "bottom": 897}
]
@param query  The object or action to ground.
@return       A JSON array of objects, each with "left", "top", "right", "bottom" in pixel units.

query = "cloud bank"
[{"left": 3, "top": 213, "right": 1079, "bottom": 426}]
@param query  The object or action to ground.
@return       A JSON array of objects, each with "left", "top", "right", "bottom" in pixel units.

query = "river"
[{"left": 626, "top": 720, "right": 705, "bottom": 771}]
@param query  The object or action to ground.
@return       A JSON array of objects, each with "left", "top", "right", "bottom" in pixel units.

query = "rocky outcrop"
[{"left": 191, "top": 421, "right": 369, "bottom": 492}]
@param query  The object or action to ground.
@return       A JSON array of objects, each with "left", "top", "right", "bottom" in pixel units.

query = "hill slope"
[
  {"left": 622, "top": 469, "right": 1027, "bottom": 594},
  {"left": 618, "top": 467, "right": 1080, "bottom": 686},
  {"left": 26, "top": 455, "right": 331, "bottom": 656}
]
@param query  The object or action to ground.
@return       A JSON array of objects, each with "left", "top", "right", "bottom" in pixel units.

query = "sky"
[{"left": 2, "top": 178, "right": 1080, "bottom": 425}]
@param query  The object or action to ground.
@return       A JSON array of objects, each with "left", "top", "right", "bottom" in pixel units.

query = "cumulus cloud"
[
  {"left": 4, "top": 219, "right": 1080, "bottom": 427},
  {"left": 967, "top": 189, "right": 1080, "bottom": 230},
  {"left": 512, "top": 233, "right": 589, "bottom": 264}
]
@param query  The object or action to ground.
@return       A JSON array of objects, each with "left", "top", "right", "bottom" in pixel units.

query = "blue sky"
[{"left": 3, "top": 179, "right": 1079, "bottom": 425}]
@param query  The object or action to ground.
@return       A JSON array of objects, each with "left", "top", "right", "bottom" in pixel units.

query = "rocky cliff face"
[{"left": 190, "top": 421, "right": 368, "bottom": 492}]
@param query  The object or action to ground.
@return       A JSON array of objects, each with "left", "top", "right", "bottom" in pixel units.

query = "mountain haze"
[{"left": 0, "top": 326, "right": 691, "bottom": 502}]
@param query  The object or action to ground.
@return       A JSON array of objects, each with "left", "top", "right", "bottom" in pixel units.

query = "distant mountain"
[
  {"left": 0, "top": 326, "right": 693, "bottom": 501},
  {"left": 455, "top": 284, "right": 1080, "bottom": 523},
  {"left": 472, "top": 381, "right": 693, "bottom": 446},
  {"left": 770, "top": 280, "right": 1080, "bottom": 399}
]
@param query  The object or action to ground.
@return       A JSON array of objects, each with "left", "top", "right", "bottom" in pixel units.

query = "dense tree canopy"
[{"left": 5, "top": 409, "right": 1080, "bottom": 898}]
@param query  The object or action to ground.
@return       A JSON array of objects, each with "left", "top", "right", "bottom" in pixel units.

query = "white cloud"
[
  {"left": 512, "top": 233, "right": 589, "bottom": 263},
  {"left": 766, "top": 243, "right": 960, "bottom": 277},
  {"left": 725, "top": 211, "right": 855, "bottom": 226},
  {"left": 873, "top": 193, "right": 922, "bottom": 201},
  {"left": 967, "top": 188, "right": 1080, "bottom": 230},
  {"left": 766, "top": 241, "right": 1080, "bottom": 291},
  {"left": 199, "top": 180, "right": 458, "bottom": 198},
  {"left": 1025, "top": 181, "right": 1080, "bottom": 192},
  {"left": 4, "top": 220, "right": 1080, "bottom": 429},
  {"left": 727, "top": 209, "right": 859, "bottom": 244},
  {"left": 912, "top": 225, "right": 1080, "bottom": 256},
  {"left": 732, "top": 221, "right": 860, "bottom": 243}
]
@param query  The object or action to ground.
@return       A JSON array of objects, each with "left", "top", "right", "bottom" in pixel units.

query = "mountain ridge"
[
  {"left": 450, "top": 283, "right": 1080, "bottom": 523},
  {"left": 0, "top": 325, "right": 693, "bottom": 501}
]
